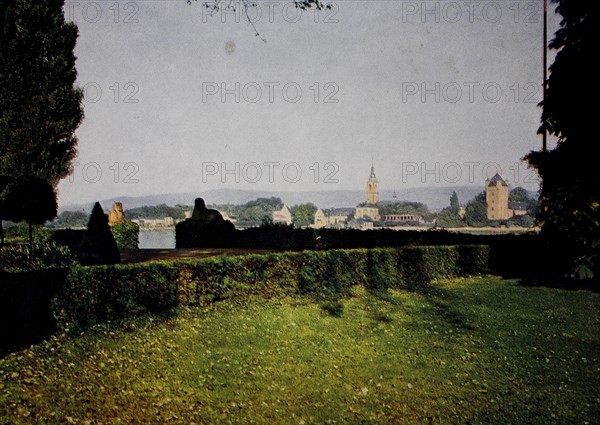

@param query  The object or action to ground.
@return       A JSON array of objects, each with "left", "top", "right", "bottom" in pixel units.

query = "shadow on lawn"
[
  {"left": 514, "top": 272, "right": 599, "bottom": 293},
  {"left": 408, "top": 284, "right": 475, "bottom": 331},
  {"left": 317, "top": 283, "right": 475, "bottom": 333}
]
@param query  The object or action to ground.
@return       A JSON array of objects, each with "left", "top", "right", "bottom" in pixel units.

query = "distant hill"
[{"left": 60, "top": 186, "right": 491, "bottom": 214}]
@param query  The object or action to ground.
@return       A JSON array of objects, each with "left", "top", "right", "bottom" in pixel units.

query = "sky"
[{"left": 56, "top": 0, "right": 561, "bottom": 207}]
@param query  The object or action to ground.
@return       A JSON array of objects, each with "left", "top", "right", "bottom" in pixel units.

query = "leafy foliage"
[
  {"left": 435, "top": 192, "right": 463, "bottom": 227},
  {"left": 2, "top": 178, "right": 58, "bottom": 243},
  {"left": 0, "top": 0, "right": 83, "bottom": 185},
  {"left": 463, "top": 192, "right": 489, "bottom": 227},
  {"left": 47, "top": 210, "right": 89, "bottom": 228},
  {"left": 236, "top": 197, "right": 284, "bottom": 227},
  {"left": 291, "top": 203, "right": 318, "bottom": 228},
  {"left": 435, "top": 207, "right": 463, "bottom": 227},
  {"left": 110, "top": 220, "right": 139, "bottom": 249},
  {"left": 0, "top": 175, "right": 13, "bottom": 242},
  {"left": 205, "top": 198, "right": 285, "bottom": 228},
  {"left": 378, "top": 201, "right": 430, "bottom": 218},
  {"left": 187, "top": 0, "right": 332, "bottom": 43},
  {"left": 2, "top": 178, "right": 57, "bottom": 225},
  {"left": 524, "top": 1, "right": 599, "bottom": 280},
  {"left": 509, "top": 187, "right": 539, "bottom": 217},
  {"left": 0, "top": 240, "right": 74, "bottom": 272},
  {"left": 0, "top": 222, "right": 53, "bottom": 244},
  {"left": 507, "top": 214, "right": 535, "bottom": 228},
  {"left": 294, "top": 0, "right": 334, "bottom": 10},
  {"left": 508, "top": 187, "right": 530, "bottom": 204},
  {"left": 0, "top": 224, "right": 72, "bottom": 273},
  {"left": 125, "top": 204, "right": 190, "bottom": 220}
]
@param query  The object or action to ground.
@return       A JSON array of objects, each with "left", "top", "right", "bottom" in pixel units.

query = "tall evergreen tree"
[
  {"left": 0, "top": 0, "right": 83, "bottom": 185},
  {"left": 450, "top": 191, "right": 460, "bottom": 214}
]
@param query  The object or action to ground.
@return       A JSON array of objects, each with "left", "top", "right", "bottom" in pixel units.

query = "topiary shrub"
[{"left": 78, "top": 202, "right": 120, "bottom": 265}]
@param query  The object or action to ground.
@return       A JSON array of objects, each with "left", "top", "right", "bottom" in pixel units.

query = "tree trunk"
[{"left": 0, "top": 220, "right": 4, "bottom": 244}]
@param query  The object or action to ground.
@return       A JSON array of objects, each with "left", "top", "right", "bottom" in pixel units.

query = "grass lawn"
[{"left": 1, "top": 276, "right": 598, "bottom": 424}]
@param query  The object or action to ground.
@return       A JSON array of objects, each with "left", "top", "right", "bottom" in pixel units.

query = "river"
[{"left": 138, "top": 228, "right": 176, "bottom": 249}]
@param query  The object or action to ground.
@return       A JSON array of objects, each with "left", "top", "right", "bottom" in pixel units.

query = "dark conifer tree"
[{"left": 79, "top": 203, "right": 120, "bottom": 265}]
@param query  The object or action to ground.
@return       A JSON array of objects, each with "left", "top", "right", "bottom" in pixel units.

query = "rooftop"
[{"left": 487, "top": 173, "right": 508, "bottom": 187}]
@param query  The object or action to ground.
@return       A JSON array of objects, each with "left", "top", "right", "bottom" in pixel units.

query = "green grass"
[{"left": 1, "top": 276, "right": 599, "bottom": 424}]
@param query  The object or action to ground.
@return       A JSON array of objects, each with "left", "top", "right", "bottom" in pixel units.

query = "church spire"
[
  {"left": 369, "top": 156, "right": 376, "bottom": 178},
  {"left": 366, "top": 163, "right": 379, "bottom": 205}
]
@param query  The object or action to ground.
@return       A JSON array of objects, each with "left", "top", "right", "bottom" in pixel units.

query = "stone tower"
[
  {"left": 486, "top": 173, "right": 510, "bottom": 220},
  {"left": 366, "top": 165, "right": 379, "bottom": 205}
]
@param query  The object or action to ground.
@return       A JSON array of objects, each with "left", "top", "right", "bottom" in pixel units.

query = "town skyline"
[{"left": 58, "top": 161, "right": 538, "bottom": 214}]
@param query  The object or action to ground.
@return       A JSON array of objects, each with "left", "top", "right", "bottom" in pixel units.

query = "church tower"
[
  {"left": 366, "top": 165, "right": 379, "bottom": 205},
  {"left": 486, "top": 173, "right": 510, "bottom": 220}
]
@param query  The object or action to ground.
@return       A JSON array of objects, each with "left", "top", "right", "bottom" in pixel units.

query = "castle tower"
[
  {"left": 486, "top": 173, "right": 510, "bottom": 220},
  {"left": 366, "top": 165, "right": 379, "bottom": 205}
]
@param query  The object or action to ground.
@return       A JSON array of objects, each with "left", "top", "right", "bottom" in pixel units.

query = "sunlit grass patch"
[{"left": 1, "top": 276, "right": 599, "bottom": 424}]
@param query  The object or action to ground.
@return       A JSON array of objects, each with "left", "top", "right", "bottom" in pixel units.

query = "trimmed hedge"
[
  {"left": 0, "top": 242, "right": 74, "bottom": 273},
  {"left": 51, "top": 245, "right": 490, "bottom": 330}
]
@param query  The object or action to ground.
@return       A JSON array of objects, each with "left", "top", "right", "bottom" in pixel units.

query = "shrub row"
[
  {"left": 49, "top": 225, "right": 553, "bottom": 277},
  {"left": 0, "top": 242, "right": 74, "bottom": 273},
  {"left": 174, "top": 226, "right": 554, "bottom": 276},
  {"left": 51, "top": 245, "right": 490, "bottom": 330},
  {"left": 192, "top": 226, "right": 533, "bottom": 251}
]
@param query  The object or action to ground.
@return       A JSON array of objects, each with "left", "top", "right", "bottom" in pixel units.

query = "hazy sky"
[{"left": 57, "top": 0, "right": 560, "bottom": 207}]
